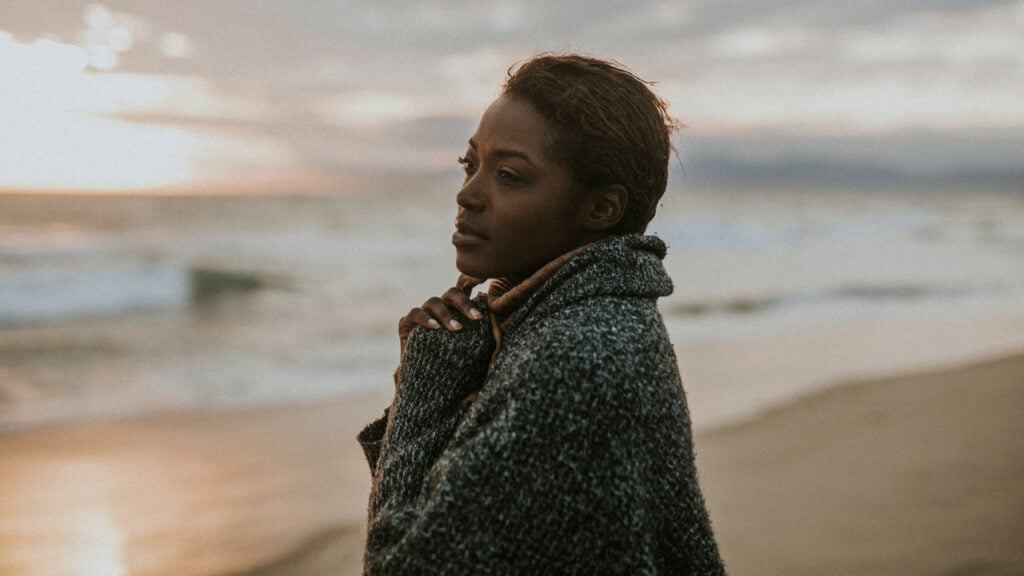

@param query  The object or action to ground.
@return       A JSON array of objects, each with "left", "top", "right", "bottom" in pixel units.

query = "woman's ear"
[{"left": 583, "top": 184, "right": 627, "bottom": 232}]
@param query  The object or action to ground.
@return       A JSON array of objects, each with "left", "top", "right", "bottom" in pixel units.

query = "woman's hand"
[{"left": 399, "top": 274, "right": 485, "bottom": 357}]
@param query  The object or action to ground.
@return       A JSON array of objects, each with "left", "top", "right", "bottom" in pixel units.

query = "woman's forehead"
[{"left": 471, "top": 95, "right": 556, "bottom": 164}]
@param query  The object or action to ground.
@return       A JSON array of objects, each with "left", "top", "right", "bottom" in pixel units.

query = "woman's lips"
[{"left": 452, "top": 219, "right": 487, "bottom": 246}]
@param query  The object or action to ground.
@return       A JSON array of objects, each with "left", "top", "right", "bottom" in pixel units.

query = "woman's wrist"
[{"left": 399, "top": 312, "right": 492, "bottom": 399}]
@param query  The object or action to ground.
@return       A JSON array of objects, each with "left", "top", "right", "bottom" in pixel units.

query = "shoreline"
[
  {"left": 5, "top": 309, "right": 1024, "bottom": 437},
  {"left": 678, "top": 310, "right": 1024, "bottom": 432},
  {"left": 1, "top": 351, "right": 1022, "bottom": 575}
]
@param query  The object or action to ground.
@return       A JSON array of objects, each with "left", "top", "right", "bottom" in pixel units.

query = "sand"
[
  {"left": 0, "top": 396, "right": 386, "bottom": 576},
  {"left": 1, "top": 353, "right": 1022, "bottom": 576},
  {"left": 698, "top": 352, "right": 1024, "bottom": 576}
]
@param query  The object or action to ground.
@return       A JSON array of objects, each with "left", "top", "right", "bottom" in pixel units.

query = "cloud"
[
  {"left": 839, "top": 2, "right": 1024, "bottom": 65},
  {"left": 158, "top": 32, "right": 192, "bottom": 59},
  {"left": 665, "top": 69, "right": 1024, "bottom": 134},
  {"left": 316, "top": 92, "right": 431, "bottom": 126},
  {"left": 706, "top": 25, "right": 816, "bottom": 58},
  {"left": 2, "top": 0, "right": 1023, "bottom": 193}
]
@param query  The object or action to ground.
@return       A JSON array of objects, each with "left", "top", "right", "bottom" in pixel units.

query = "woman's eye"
[
  {"left": 457, "top": 156, "right": 476, "bottom": 175},
  {"left": 497, "top": 169, "right": 524, "bottom": 186}
]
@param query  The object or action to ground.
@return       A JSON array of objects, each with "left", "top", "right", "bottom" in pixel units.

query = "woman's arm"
[
  {"left": 365, "top": 313, "right": 497, "bottom": 572},
  {"left": 364, "top": 306, "right": 725, "bottom": 575},
  {"left": 357, "top": 277, "right": 486, "bottom": 472},
  {"left": 371, "top": 309, "right": 494, "bottom": 496}
]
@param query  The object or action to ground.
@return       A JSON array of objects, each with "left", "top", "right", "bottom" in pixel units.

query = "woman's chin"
[{"left": 454, "top": 256, "right": 490, "bottom": 280}]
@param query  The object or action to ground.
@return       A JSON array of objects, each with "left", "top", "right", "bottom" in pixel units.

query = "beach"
[
  {"left": 2, "top": 190, "right": 1023, "bottom": 574},
  {"left": 4, "top": 1, "right": 1023, "bottom": 572},
  {"left": 2, "top": 349, "right": 1021, "bottom": 575},
  {"left": 699, "top": 351, "right": 1024, "bottom": 576},
  {"left": 0, "top": 395, "right": 384, "bottom": 576}
]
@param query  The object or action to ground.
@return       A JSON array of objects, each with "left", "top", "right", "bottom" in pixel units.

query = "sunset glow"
[
  {"left": 0, "top": 27, "right": 274, "bottom": 192},
  {"left": 1, "top": 1, "right": 1022, "bottom": 194},
  {"left": 0, "top": 3, "right": 298, "bottom": 194},
  {"left": 69, "top": 507, "right": 127, "bottom": 576},
  {"left": 0, "top": 72, "right": 189, "bottom": 191}
]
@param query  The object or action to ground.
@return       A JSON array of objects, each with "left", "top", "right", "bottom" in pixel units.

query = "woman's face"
[{"left": 452, "top": 95, "right": 591, "bottom": 280}]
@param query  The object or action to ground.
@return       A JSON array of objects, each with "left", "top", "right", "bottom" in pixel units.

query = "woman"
[{"left": 358, "top": 54, "right": 725, "bottom": 575}]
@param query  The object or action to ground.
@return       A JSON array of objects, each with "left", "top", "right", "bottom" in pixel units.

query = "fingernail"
[
  {"left": 449, "top": 319, "right": 462, "bottom": 330},
  {"left": 469, "top": 308, "right": 482, "bottom": 320},
  {"left": 427, "top": 319, "right": 440, "bottom": 329}
]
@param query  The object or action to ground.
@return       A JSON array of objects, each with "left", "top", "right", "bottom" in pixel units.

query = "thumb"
[{"left": 455, "top": 274, "right": 485, "bottom": 294}]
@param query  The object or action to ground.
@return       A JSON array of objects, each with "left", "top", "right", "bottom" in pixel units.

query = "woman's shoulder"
[
  {"left": 499, "top": 295, "right": 678, "bottom": 389},
  {"left": 480, "top": 295, "right": 687, "bottom": 439},
  {"left": 522, "top": 293, "right": 668, "bottom": 348}
]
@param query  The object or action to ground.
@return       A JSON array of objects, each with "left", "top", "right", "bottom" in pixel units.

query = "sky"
[{"left": 1, "top": 0, "right": 1022, "bottom": 193}]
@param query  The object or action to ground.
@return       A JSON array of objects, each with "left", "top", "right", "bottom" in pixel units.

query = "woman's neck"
[{"left": 487, "top": 242, "right": 593, "bottom": 319}]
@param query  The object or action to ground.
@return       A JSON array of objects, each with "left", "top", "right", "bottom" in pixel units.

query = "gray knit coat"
[{"left": 357, "top": 234, "right": 725, "bottom": 575}]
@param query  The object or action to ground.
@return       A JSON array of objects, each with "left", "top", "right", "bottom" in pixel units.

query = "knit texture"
[{"left": 357, "top": 234, "right": 725, "bottom": 575}]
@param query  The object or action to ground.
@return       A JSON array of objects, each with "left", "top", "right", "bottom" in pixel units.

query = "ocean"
[{"left": 2, "top": 185, "right": 1023, "bottom": 432}]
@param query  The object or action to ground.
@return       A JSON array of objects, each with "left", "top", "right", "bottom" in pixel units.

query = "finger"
[
  {"left": 455, "top": 274, "right": 485, "bottom": 294},
  {"left": 442, "top": 287, "right": 483, "bottom": 321},
  {"left": 421, "top": 296, "right": 462, "bottom": 330},
  {"left": 398, "top": 307, "right": 442, "bottom": 357},
  {"left": 399, "top": 308, "right": 441, "bottom": 336}
]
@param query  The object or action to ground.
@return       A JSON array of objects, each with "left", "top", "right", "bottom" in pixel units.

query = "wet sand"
[
  {"left": 0, "top": 396, "right": 386, "bottom": 576},
  {"left": 1, "top": 353, "right": 1022, "bottom": 575}
]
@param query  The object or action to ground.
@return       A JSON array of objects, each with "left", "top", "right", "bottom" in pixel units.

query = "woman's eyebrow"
[{"left": 468, "top": 138, "right": 536, "bottom": 167}]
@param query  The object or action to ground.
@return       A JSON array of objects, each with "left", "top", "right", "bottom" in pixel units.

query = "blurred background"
[{"left": 1, "top": 1, "right": 1023, "bottom": 575}]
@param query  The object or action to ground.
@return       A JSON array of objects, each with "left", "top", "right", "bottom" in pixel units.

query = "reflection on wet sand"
[{"left": 0, "top": 397, "right": 382, "bottom": 576}]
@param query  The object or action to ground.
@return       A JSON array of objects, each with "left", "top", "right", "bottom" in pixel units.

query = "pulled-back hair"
[{"left": 503, "top": 54, "right": 677, "bottom": 234}]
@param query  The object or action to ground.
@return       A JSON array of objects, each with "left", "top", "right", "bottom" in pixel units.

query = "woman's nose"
[{"left": 456, "top": 177, "right": 484, "bottom": 211}]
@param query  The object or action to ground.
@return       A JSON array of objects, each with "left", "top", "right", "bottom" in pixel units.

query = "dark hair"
[{"left": 502, "top": 54, "right": 678, "bottom": 234}]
